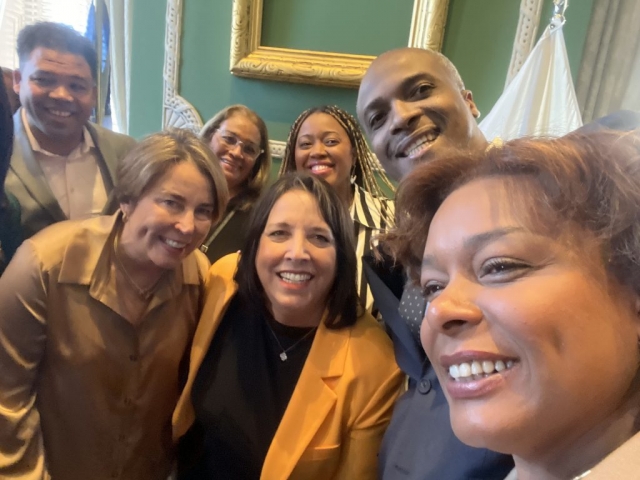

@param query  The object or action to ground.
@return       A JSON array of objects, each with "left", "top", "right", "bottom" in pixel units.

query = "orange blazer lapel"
[
  {"left": 261, "top": 321, "right": 350, "bottom": 480},
  {"left": 172, "top": 254, "right": 239, "bottom": 441}
]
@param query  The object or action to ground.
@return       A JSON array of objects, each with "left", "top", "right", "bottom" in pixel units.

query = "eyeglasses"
[{"left": 216, "top": 130, "right": 263, "bottom": 160}]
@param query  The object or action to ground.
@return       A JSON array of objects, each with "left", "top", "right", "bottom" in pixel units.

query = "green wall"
[{"left": 129, "top": 0, "right": 594, "bottom": 141}]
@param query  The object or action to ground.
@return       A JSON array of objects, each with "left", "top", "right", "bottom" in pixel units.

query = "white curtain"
[
  {"left": 0, "top": 0, "right": 92, "bottom": 69},
  {"left": 576, "top": 0, "right": 640, "bottom": 122},
  {"left": 106, "top": 0, "right": 131, "bottom": 134},
  {"left": 479, "top": 17, "right": 583, "bottom": 141}
]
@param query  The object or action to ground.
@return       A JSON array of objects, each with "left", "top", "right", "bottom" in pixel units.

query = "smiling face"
[
  {"left": 419, "top": 177, "right": 640, "bottom": 460},
  {"left": 15, "top": 47, "right": 95, "bottom": 155},
  {"left": 120, "top": 162, "right": 215, "bottom": 274},
  {"left": 357, "top": 48, "right": 486, "bottom": 181},
  {"left": 256, "top": 189, "right": 337, "bottom": 327},
  {"left": 209, "top": 113, "right": 262, "bottom": 198},
  {"left": 294, "top": 112, "right": 354, "bottom": 192}
]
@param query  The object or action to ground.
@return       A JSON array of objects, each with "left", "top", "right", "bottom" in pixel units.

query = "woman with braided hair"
[{"left": 280, "top": 105, "right": 395, "bottom": 313}]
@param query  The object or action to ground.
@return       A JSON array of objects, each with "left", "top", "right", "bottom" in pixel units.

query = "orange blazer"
[{"left": 173, "top": 253, "right": 404, "bottom": 479}]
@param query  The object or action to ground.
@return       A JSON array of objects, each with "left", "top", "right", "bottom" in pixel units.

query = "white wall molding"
[{"left": 162, "top": 0, "right": 203, "bottom": 133}]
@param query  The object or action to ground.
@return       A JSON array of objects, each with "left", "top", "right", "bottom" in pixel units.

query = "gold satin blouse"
[{"left": 0, "top": 213, "right": 209, "bottom": 480}]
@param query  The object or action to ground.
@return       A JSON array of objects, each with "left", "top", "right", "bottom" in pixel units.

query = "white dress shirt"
[{"left": 22, "top": 110, "right": 108, "bottom": 220}]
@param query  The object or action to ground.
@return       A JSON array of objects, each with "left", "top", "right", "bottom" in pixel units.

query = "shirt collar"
[
  {"left": 21, "top": 108, "right": 94, "bottom": 157},
  {"left": 350, "top": 185, "right": 391, "bottom": 230}
]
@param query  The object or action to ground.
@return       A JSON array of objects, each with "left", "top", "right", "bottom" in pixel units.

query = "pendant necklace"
[
  {"left": 113, "top": 235, "right": 162, "bottom": 301},
  {"left": 266, "top": 321, "right": 317, "bottom": 361}
]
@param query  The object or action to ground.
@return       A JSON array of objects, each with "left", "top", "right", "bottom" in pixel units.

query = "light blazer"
[
  {"left": 173, "top": 253, "right": 404, "bottom": 480},
  {"left": 5, "top": 110, "right": 136, "bottom": 238}
]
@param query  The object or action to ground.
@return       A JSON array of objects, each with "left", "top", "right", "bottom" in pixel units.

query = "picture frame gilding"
[{"left": 230, "top": 0, "right": 450, "bottom": 88}]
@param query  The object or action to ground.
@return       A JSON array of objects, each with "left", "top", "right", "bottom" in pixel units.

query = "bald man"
[{"left": 357, "top": 48, "right": 514, "bottom": 480}]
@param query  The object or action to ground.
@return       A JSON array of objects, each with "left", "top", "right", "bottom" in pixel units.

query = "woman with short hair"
[
  {"left": 384, "top": 131, "right": 640, "bottom": 480},
  {"left": 0, "top": 129, "right": 228, "bottom": 479},
  {"left": 174, "top": 173, "right": 403, "bottom": 479},
  {"left": 200, "top": 105, "right": 272, "bottom": 263}
]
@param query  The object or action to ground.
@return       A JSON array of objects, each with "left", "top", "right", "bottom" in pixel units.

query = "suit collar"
[
  {"left": 12, "top": 110, "right": 66, "bottom": 222},
  {"left": 21, "top": 108, "right": 95, "bottom": 156},
  {"left": 11, "top": 111, "right": 117, "bottom": 219},
  {"left": 86, "top": 122, "right": 117, "bottom": 193},
  {"left": 172, "top": 256, "right": 240, "bottom": 440},
  {"left": 262, "top": 318, "right": 351, "bottom": 479}
]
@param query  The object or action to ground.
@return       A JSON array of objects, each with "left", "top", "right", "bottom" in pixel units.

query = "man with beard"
[
  {"left": 5, "top": 22, "right": 135, "bottom": 238},
  {"left": 357, "top": 47, "right": 514, "bottom": 480}
]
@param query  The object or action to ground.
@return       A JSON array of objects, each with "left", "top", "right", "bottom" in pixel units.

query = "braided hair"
[{"left": 280, "top": 105, "right": 395, "bottom": 226}]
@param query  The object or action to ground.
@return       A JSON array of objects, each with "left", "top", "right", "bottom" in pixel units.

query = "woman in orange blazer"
[{"left": 173, "top": 173, "right": 403, "bottom": 479}]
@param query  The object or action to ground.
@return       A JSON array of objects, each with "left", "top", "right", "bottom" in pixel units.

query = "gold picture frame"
[{"left": 230, "top": 0, "right": 450, "bottom": 88}]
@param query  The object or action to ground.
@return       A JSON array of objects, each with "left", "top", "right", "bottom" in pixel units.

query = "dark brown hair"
[
  {"left": 383, "top": 130, "right": 640, "bottom": 292},
  {"left": 235, "top": 173, "right": 359, "bottom": 329}
]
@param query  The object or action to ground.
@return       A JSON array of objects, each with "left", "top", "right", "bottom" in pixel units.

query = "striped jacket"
[{"left": 350, "top": 185, "right": 395, "bottom": 313}]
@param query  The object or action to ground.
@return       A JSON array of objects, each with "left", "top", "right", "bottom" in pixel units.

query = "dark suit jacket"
[
  {"left": 5, "top": 110, "right": 136, "bottom": 238},
  {"left": 363, "top": 254, "right": 514, "bottom": 480}
]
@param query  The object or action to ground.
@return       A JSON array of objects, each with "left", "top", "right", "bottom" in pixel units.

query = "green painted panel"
[
  {"left": 442, "top": 0, "right": 521, "bottom": 120},
  {"left": 442, "top": 0, "right": 594, "bottom": 119},
  {"left": 262, "top": 0, "right": 413, "bottom": 56},
  {"left": 129, "top": 0, "right": 166, "bottom": 139},
  {"left": 179, "top": 0, "right": 360, "bottom": 144},
  {"left": 129, "top": 0, "right": 595, "bottom": 144}
]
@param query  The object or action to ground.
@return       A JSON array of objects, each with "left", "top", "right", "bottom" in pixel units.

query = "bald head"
[{"left": 357, "top": 47, "right": 486, "bottom": 181}]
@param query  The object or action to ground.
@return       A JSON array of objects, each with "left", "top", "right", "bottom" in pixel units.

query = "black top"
[
  {"left": 178, "top": 295, "right": 316, "bottom": 480},
  {"left": 203, "top": 206, "right": 253, "bottom": 264}
]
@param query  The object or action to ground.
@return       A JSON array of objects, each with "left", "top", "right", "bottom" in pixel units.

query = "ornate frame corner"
[
  {"left": 230, "top": 0, "right": 450, "bottom": 88},
  {"left": 163, "top": 0, "right": 203, "bottom": 132},
  {"left": 162, "top": 0, "right": 283, "bottom": 158}
]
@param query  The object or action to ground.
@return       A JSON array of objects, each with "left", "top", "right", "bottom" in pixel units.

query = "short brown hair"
[
  {"left": 115, "top": 129, "right": 229, "bottom": 223},
  {"left": 17, "top": 22, "right": 97, "bottom": 79},
  {"left": 384, "top": 130, "right": 640, "bottom": 292},
  {"left": 200, "top": 105, "right": 271, "bottom": 210},
  {"left": 235, "top": 173, "right": 360, "bottom": 329}
]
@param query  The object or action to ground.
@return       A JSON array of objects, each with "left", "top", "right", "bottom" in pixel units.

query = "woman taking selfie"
[
  {"left": 385, "top": 131, "right": 640, "bottom": 479},
  {"left": 0, "top": 130, "right": 228, "bottom": 479},
  {"left": 174, "top": 173, "right": 403, "bottom": 480},
  {"left": 200, "top": 105, "right": 272, "bottom": 263},
  {"left": 280, "top": 105, "right": 395, "bottom": 313}
]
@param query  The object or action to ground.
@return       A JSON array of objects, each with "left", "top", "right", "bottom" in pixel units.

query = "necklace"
[
  {"left": 266, "top": 321, "right": 317, "bottom": 361},
  {"left": 200, "top": 209, "right": 236, "bottom": 253},
  {"left": 572, "top": 471, "right": 591, "bottom": 480},
  {"left": 113, "top": 235, "right": 162, "bottom": 301}
]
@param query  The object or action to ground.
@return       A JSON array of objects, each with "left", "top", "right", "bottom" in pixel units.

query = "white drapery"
[
  {"left": 576, "top": 0, "right": 640, "bottom": 122},
  {"left": 479, "top": 16, "right": 583, "bottom": 141},
  {"left": 0, "top": 0, "right": 92, "bottom": 68}
]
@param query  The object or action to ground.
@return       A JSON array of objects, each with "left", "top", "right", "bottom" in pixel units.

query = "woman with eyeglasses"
[{"left": 200, "top": 105, "right": 272, "bottom": 263}]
